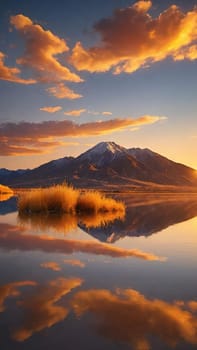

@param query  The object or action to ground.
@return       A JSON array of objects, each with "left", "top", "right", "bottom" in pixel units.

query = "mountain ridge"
[{"left": 0, "top": 141, "right": 197, "bottom": 189}]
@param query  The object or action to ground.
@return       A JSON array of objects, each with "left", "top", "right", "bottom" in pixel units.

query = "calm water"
[{"left": 0, "top": 193, "right": 197, "bottom": 350}]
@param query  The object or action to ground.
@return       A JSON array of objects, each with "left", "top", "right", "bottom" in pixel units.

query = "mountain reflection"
[
  {"left": 71, "top": 287, "right": 197, "bottom": 350},
  {"left": 79, "top": 194, "right": 197, "bottom": 242}
]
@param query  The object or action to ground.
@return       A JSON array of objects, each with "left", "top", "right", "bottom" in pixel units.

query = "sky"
[{"left": 0, "top": 0, "right": 197, "bottom": 170}]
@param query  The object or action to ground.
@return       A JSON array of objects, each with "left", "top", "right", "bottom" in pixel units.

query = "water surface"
[{"left": 0, "top": 193, "right": 197, "bottom": 350}]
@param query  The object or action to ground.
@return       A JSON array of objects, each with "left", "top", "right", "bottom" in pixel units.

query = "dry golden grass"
[
  {"left": 0, "top": 184, "right": 13, "bottom": 194},
  {"left": 18, "top": 184, "right": 79, "bottom": 214},
  {"left": 18, "top": 184, "right": 125, "bottom": 216},
  {"left": 76, "top": 190, "right": 125, "bottom": 214}
]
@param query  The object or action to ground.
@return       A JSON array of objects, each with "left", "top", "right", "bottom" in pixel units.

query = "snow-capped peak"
[
  {"left": 91, "top": 141, "right": 126, "bottom": 154},
  {"left": 77, "top": 141, "right": 128, "bottom": 166}
]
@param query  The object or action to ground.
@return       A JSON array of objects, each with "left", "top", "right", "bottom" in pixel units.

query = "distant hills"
[{"left": 1, "top": 141, "right": 197, "bottom": 189}]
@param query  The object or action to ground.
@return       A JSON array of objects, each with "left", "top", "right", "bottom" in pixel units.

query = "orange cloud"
[
  {"left": 188, "top": 301, "right": 197, "bottom": 312},
  {"left": 102, "top": 111, "right": 112, "bottom": 116},
  {"left": 174, "top": 44, "right": 197, "bottom": 61},
  {"left": 13, "top": 277, "right": 82, "bottom": 341},
  {"left": 63, "top": 259, "right": 85, "bottom": 268},
  {"left": 47, "top": 83, "right": 82, "bottom": 99},
  {"left": 0, "top": 115, "right": 165, "bottom": 155},
  {"left": 40, "top": 106, "right": 62, "bottom": 113},
  {"left": 71, "top": 288, "right": 197, "bottom": 349},
  {"left": 0, "top": 223, "right": 164, "bottom": 261},
  {"left": 10, "top": 14, "right": 82, "bottom": 83},
  {"left": 0, "top": 51, "right": 36, "bottom": 84},
  {"left": 40, "top": 261, "right": 61, "bottom": 271},
  {"left": 64, "top": 108, "right": 86, "bottom": 116},
  {"left": 0, "top": 280, "right": 37, "bottom": 312},
  {"left": 69, "top": 1, "right": 197, "bottom": 74},
  {"left": 0, "top": 137, "right": 64, "bottom": 156}
]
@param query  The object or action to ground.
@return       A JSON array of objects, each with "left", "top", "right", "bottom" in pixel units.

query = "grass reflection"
[{"left": 18, "top": 208, "right": 125, "bottom": 233}]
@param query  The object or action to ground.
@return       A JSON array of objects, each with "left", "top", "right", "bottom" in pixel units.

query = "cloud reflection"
[
  {"left": 63, "top": 259, "right": 85, "bottom": 268},
  {"left": 13, "top": 277, "right": 82, "bottom": 341},
  {"left": 40, "top": 261, "right": 61, "bottom": 271},
  {"left": 0, "top": 280, "right": 37, "bottom": 312},
  {"left": 0, "top": 223, "right": 164, "bottom": 261},
  {"left": 71, "top": 288, "right": 197, "bottom": 349}
]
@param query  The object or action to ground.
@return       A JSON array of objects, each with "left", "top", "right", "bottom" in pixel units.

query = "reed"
[
  {"left": 76, "top": 190, "right": 125, "bottom": 214},
  {"left": 0, "top": 184, "right": 13, "bottom": 194},
  {"left": 18, "top": 184, "right": 78, "bottom": 214},
  {"left": 18, "top": 184, "right": 125, "bottom": 215}
]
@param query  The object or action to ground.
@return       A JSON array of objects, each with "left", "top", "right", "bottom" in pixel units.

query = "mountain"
[{"left": 1, "top": 141, "right": 197, "bottom": 189}]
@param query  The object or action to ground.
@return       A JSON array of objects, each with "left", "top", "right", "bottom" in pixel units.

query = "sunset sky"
[{"left": 0, "top": 0, "right": 196, "bottom": 170}]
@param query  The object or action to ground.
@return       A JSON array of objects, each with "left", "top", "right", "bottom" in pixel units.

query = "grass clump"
[
  {"left": 18, "top": 184, "right": 125, "bottom": 216},
  {"left": 0, "top": 184, "right": 13, "bottom": 194},
  {"left": 18, "top": 184, "right": 79, "bottom": 214},
  {"left": 76, "top": 190, "right": 125, "bottom": 214}
]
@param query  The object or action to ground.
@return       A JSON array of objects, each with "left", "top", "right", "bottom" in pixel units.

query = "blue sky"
[{"left": 0, "top": 0, "right": 197, "bottom": 169}]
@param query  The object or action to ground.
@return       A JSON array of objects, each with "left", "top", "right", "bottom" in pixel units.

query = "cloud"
[
  {"left": 13, "top": 277, "right": 82, "bottom": 341},
  {"left": 0, "top": 137, "right": 65, "bottom": 156},
  {"left": 0, "top": 223, "right": 164, "bottom": 261},
  {"left": 71, "top": 288, "right": 197, "bottom": 349},
  {"left": 46, "top": 83, "right": 82, "bottom": 99},
  {"left": 64, "top": 108, "right": 86, "bottom": 116},
  {"left": 0, "top": 115, "right": 165, "bottom": 155},
  {"left": 0, "top": 280, "right": 37, "bottom": 312},
  {"left": 40, "top": 106, "right": 62, "bottom": 113},
  {"left": 87, "top": 110, "right": 112, "bottom": 116},
  {"left": 40, "top": 261, "right": 61, "bottom": 271},
  {"left": 0, "top": 51, "right": 36, "bottom": 84},
  {"left": 102, "top": 111, "right": 112, "bottom": 116},
  {"left": 69, "top": 1, "right": 197, "bottom": 74},
  {"left": 63, "top": 259, "right": 85, "bottom": 268},
  {"left": 10, "top": 14, "right": 82, "bottom": 83},
  {"left": 173, "top": 44, "right": 197, "bottom": 61}
]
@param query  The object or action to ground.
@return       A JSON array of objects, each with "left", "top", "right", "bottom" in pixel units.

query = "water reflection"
[
  {"left": 71, "top": 287, "right": 197, "bottom": 350},
  {"left": 12, "top": 277, "right": 83, "bottom": 341},
  {"left": 80, "top": 194, "right": 197, "bottom": 242},
  {"left": 0, "top": 276, "right": 196, "bottom": 349},
  {"left": 0, "top": 194, "right": 197, "bottom": 349},
  {"left": 0, "top": 223, "right": 162, "bottom": 261},
  {"left": 18, "top": 210, "right": 125, "bottom": 234},
  {"left": 0, "top": 196, "right": 17, "bottom": 215},
  {"left": 2, "top": 194, "right": 197, "bottom": 243},
  {"left": 0, "top": 280, "right": 37, "bottom": 312}
]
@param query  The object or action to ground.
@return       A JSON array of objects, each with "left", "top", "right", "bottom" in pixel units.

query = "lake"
[{"left": 0, "top": 193, "right": 197, "bottom": 350}]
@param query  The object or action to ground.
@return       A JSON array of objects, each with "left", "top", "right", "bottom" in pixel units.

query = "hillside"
[{"left": 0, "top": 142, "right": 197, "bottom": 190}]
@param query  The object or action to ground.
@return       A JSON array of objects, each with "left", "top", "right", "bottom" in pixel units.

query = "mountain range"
[{"left": 1, "top": 141, "right": 197, "bottom": 189}]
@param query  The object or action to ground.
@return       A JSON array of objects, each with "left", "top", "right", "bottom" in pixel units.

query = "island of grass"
[
  {"left": 0, "top": 184, "right": 13, "bottom": 195},
  {"left": 18, "top": 184, "right": 125, "bottom": 215}
]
